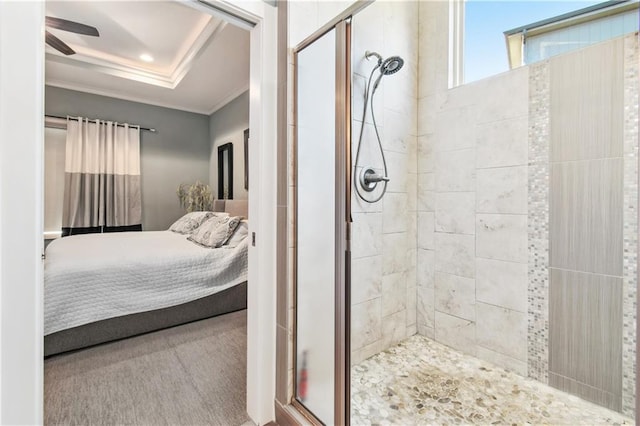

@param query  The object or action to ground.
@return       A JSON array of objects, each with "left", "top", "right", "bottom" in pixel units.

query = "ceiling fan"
[{"left": 45, "top": 16, "right": 100, "bottom": 56}]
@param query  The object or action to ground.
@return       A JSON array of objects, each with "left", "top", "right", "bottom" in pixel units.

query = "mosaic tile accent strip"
[
  {"left": 351, "top": 336, "right": 633, "bottom": 425},
  {"left": 527, "top": 61, "right": 550, "bottom": 383},
  {"left": 622, "top": 33, "right": 639, "bottom": 419}
]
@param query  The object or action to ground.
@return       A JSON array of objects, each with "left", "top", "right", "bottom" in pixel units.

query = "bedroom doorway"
[
  {"left": 0, "top": 1, "right": 277, "bottom": 424},
  {"left": 41, "top": 1, "right": 255, "bottom": 424}
]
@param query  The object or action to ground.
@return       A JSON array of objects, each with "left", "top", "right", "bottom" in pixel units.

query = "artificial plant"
[{"left": 177, "top": 181, "right": 213, "bottom": 212}]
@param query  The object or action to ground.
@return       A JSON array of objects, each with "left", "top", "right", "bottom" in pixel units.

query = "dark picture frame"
[
  {"left": 244, "top": 128, "right": 249, "bottom": 190},
  {"left": 218, "top": 142, "right": 233, "bottom": 199}
]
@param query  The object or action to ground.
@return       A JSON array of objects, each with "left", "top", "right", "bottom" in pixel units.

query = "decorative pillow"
[
  {"left": 224, "top": 220, "right": 248, "bottom": 248},
  {"left": 169, "top": 211, "right": 224, "bottom": 234},
  {"left": 188, "top": 216, "right": 241, "bottom": 248}
]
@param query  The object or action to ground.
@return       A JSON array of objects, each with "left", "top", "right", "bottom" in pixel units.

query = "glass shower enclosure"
[{"left": 293, "top": 18, "right": 351, "bottom": 426}]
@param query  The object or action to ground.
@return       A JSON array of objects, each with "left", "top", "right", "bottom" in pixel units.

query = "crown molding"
[
  {"left": 46, "top": 53, "right": 175, "bottom": 88},
  {"left": 45, "top": 80, "right": 249, "bottom": 117},
  {"left": 171, "top": 20, "right": 227, "bottom": 87},
  {"left": 45, "top": 16, "right": 225, "bottom": 89},
  {"left": 45, "top": 80, "right": 211, "bottom": 115}
]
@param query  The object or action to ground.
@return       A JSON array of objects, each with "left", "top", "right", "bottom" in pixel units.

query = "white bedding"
[{"left": 44, "top": 230, "right": 248, "bottom": 335}]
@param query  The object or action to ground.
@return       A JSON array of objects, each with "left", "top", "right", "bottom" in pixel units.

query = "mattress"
[
  {"left": 44, "top": 282, "right": 247, "bottom": 356},
  {"left": 44, "top": 230, "right": 248, "bottom": 336}
]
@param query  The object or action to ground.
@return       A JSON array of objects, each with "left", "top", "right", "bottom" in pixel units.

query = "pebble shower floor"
[{"left": 351, "top": 336, "right": 633, "bottom": 425}]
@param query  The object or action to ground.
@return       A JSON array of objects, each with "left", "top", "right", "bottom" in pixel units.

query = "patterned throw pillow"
[
  {"left": 169, "top": 211, "right": 223, "bottom": 234},
  {"left": 225, "top": 220, "right": 249, "bottom": 248},
  {"left": 188, "top": 216, "right": 242, "bottom": 248}
]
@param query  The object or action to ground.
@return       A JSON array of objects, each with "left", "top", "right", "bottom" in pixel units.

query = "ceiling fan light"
[{"left": 139, "top": 53, "right": 154, "bottom": 63}]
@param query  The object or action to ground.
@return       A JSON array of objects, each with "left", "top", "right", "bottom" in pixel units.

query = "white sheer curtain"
[{"left": 62, "top": 117, "right": 142, "bottom": 236}]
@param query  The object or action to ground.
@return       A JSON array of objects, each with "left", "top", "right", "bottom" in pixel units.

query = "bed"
[{"left": 44, "top": 200, "right": 249, "bottom": 357}]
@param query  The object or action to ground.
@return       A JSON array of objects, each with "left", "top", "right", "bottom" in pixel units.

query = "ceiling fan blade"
[
  {"left": 45, "top": 16, "right": 99, "bottom": 37},
  {"left": 45, "top": 30, "right": 76, "bottom": 55}
]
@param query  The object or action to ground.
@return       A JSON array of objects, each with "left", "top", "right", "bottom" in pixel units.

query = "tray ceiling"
[{"left": 45, "top": 1, "right": 250, "bottom": 115}]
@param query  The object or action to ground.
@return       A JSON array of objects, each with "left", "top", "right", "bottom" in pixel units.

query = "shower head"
[
  {"left": 371, "top": 55, "right": 405, "bottom": 92},
  {"left": 380, "top": 56, "right": 404, "bottom": 75}
]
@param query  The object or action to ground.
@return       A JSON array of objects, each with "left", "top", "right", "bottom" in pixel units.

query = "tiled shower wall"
[
  {"left": 547, "top": 39, "right": 625, "bottom": 411},
  {"left": 416, "top": 1, "right": 530, "bottom": 374},
  {"left": 350, "top": 1, "right": 419, "bottom": 365},
  {"left": 286, "top": 0, "right": 420, "bottom": 381},
  {"left": 535, "top": 36, "right": 637, "bottom": 415},
  {"left": 417, "top": 0, "right": 638, "bottom": 414},
  {"left": 416, "top": 65, "right": 531, "bottom": 373},
  {"left": 288, "top": 0, "right": 638, "bottom": 417},
  {"left": 288, "top": 0, "right": 419, "bottom": 366}
]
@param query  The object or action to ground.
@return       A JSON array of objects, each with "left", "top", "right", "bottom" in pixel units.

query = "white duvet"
[{"left": 44, "top": 230, "right": 248, "bottom": 335}]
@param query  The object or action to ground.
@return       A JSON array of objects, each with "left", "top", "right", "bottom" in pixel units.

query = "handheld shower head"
[
  {"left": 355, "top": 52, "right": 404, "bottom": 203},
  {"left": 371, "top": 55, "right": 405, "bottom": 92},
  {"left": 380, "top": 56, "right": 404, "bottom": 75}
]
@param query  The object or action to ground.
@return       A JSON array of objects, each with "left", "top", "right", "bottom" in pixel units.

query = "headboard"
[{"left": 213, "top": 199, "right": 248, "bottom": 219}]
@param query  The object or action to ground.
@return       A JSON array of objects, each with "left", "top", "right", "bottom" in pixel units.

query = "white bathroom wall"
[
  {"left": 350, "top": 0, "right": 419, "bottom": 364},
  {"left": 416, "top": 1, "right": 530, "bottom": 375}
]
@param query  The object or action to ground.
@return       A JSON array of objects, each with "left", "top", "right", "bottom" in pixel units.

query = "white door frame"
[{"left": 0, "top": 1, "right": 277, "bottom": 424}]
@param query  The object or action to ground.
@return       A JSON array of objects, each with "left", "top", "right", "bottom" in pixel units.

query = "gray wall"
[
  {"left": 209, "top": 90, "right": 250, "bottom": 200},
  {"left": 45, "top": 86, "right": 211, "bottom": 231},
  {"left": 547, "top": 37, "right": 626, "bottom": 412}
]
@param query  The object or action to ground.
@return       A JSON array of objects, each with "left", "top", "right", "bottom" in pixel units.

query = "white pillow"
[
  {"left": 169, "top": 211, "right": 215, "bottom": 234},
  {"left": 225, "top": 220, "right": 248, "bottom": 248},
  {"left": 187, "top": 216, "right": 241, "bottom": 248}
]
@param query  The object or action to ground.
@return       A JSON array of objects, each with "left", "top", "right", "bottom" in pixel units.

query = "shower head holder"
[{"left": 365, "top": 50, "right": 383, "bottom": 66}]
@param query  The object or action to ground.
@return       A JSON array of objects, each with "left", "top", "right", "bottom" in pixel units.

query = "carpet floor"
[{"left": 45, "top": 310, "right": 250, "bottom": 426}]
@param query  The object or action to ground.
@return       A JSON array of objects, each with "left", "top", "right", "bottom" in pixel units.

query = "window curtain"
[{"left": 61, "top": 117, "right": 142, "bottom": 236}]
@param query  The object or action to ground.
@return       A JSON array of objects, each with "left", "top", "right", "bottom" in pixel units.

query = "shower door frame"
[
  {"left": 287, "top": 2, "right": 376, "bottom": 425},
  {"left": 291, "top": 15, "right": 353, "bottom": 426}
]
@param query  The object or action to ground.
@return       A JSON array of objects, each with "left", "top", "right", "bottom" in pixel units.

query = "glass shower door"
[{"left": 294, "top": 20, "right": 350, "bottom": 425}]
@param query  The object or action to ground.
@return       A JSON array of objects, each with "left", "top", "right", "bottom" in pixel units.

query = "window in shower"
[{"left": 462, "top": 0, "right": 610, "bottom": 83}]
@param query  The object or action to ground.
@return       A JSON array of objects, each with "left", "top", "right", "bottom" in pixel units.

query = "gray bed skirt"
[{"left": 45, "top": 281, "right": 247, "bottom": 357}]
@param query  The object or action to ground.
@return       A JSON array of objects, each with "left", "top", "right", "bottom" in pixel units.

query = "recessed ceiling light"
[{"left": 139, "top": 53, "right": 154, "bottom": 63}]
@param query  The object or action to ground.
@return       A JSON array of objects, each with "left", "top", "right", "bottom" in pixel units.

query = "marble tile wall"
[
  {"left": 350, "top": 0, "right": 419, "bottom": 365},
  {"left": 416, "top": 1, "right": 530, "bottom": 377},
  {"left": 416, "top": 8, "right": 638, "bottom": 416}
]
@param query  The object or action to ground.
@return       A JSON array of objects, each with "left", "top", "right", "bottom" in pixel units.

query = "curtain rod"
[{"left": 45, "top": 115, "right": 156, "bottom": 133}]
